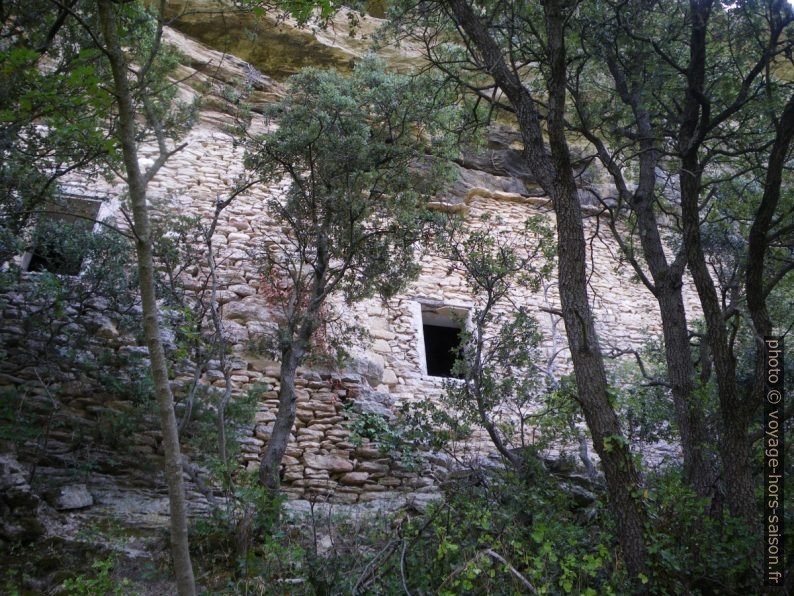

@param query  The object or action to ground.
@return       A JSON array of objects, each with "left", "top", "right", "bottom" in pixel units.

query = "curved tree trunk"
[
  {"left": 584, "top": 35, "right": 714, "bottom": 499},
  {"left": 259, "top": 276, "right": 324, "bottom": 490},
  {"left": 97, "top": 2, "right": 196, "bottom": 593},
  {"left": 747, "top": 92, "right": 794, "bottom": 419}
]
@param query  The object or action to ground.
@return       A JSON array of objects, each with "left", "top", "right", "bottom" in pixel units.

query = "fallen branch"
[{"left": 439, "top": 548, "right": 538, "bottom": 594}]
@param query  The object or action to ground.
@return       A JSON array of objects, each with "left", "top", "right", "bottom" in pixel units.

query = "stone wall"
[{"left": 0, "top": 26, "right": 698, "bottom": 507}]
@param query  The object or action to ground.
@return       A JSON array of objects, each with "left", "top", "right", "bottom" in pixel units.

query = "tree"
[
  {"left": 675, "top": 0, "right": 793, "bottom": 528},
  {"left": 440, "top": 213, "right": 553, "bottom": 472},
  {"left": 236, "top": 59, "right": 460, "bottom": 489},
  {"left": 567, "top": 0, "right": 794, "bottom": 531},
  {"left": 388, "top": 0, "right": 650, "bottom": 579},
  {"left": 95, "top": 1, "right": 196, "bottom": 592},
  {"left": 565, "top": 1, "right": 714, "bottom": 500},
  {"left": 2, "top": 1, "right": 197, "bottom": 589},
  {"left": 0, "top": 0, "right": 117, "bottom": 266}
]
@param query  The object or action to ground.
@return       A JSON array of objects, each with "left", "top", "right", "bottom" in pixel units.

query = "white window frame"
[
  {"left": 412, "top": 298, "right": 472, "bottom": 379},
  {"left": 18, "top": 190, "right": 114, "bottom": 276}
]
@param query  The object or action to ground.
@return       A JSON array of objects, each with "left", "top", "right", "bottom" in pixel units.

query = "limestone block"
[
  {"left": 296, "top": 441, "right": 321, "bottom": 450},
  {"left": 215, "top": 290, "right": 237, "bottom": 305},
  {"left": 255, "top": 411, "right": 275, "bottom": 423},
  {"left": 405, "top": 477, "right": 435, "bottom": 488},
  {"left": 93, "top": 316, "right": 119, "bottom": 339},
  {"left": 239, "top": 436, "right": 264, "bottom": 449},
  {"left": 331, "top": 492, "right": 359, "bottom": 504},
  {"left": 381, "top": 369, "right": 398, "bottom": 386},
  {"left": 354, "top": 446, "right": 384, "bottom": 460},
  {"left": 285, "top": 447, "right": 303, "bottom": 458},
  {"left": 350, "top": 389, "right": 394, "bottom": 419},
  {"left": 406, "top": 492, "right": 443, "bottom": 512},
  {"left": 297, "top": 428, "right": 324, "bottom": 439},
  {"left": 296, "top": 409, "right": 314, "bottom": 423},
  {"left": 326, "top": 429, "right": 349, "bottom": 439},
  {"left": 311, "top": 403, "right": 337, "bottom": 415},
  {"left": 229, "top": 284, "right": 256, "bottom": 297},
  {"left": 304, "top": 468, "right": 330, "bottom": 479},
  {"left": 283, "top": 469, "right": 304, "bottom": 482},
  {"left": 343, "top": 354, "right": 384, "bottom": 386},
  {"left": 339, "top": 472, "right": 369, "bottom": 486},
  {"left": 372, "top": 339, "right": 391, "bottom": 354},
  {"left": 228, "top": 219, "right": 250, "bottom": 231},
  {"left": 371, "top": 329, "right": 396, "bottom": 340},
  {"left": 49, "top": 484, "right": 93, "bottom": 511},
  {"left": 303, "top": 453, "right": 354, "bottom": 473},
  {"left": 223, "top": 299, "right": 268, "bottom": 324}
]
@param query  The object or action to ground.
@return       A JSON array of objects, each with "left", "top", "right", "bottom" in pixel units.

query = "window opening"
[
  {"left": 26, "top": 196, "right": 102, "bottom": 275},
  {"left": 421, "top": 305, "right": 466, "bottom": 378}
]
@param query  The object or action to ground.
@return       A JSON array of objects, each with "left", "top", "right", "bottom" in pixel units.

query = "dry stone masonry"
[{"left": 0, "top": 22, "right": 698, "bottom": 513}]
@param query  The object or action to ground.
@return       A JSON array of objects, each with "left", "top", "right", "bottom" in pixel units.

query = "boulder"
[
  {"left": 381, "top": 369, "right": 398, "bottom": 386},
  {"left": 0, "top": 450, "right": 45, "bottom": 543},
  {"left": 560, "top": 483, "right": 597, "bottom": 508}
]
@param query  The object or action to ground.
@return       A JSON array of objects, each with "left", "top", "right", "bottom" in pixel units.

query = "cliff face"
[
  {"left": 164, "top": 0, "right": 422, "bottom": 79},
  {"left": 0, "top": 5, "right": 688, "bottom": 589}
]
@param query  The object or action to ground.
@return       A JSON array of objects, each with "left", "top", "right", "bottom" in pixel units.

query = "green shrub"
[{"left": 61, "top": 556, "right": 130, "bottom": 596}]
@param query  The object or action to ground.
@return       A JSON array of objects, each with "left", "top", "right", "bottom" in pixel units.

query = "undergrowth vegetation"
[{"left": 185, "top": 458, "right": 779, "bottom": 595}]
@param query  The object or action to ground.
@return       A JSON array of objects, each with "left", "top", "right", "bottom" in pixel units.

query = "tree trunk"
[
  {"left": 635, "top": 201, "right": 711, "bottom": 498},
  {"left": 679, "top": 155, "right": 756, "bottom": 526},
  {"left": 96, "top": 2, "right": 196, "bottom": 593},
  {"left": 259, "top": 343, "right": 302, "bottom": 490},
  {"left": 589, "top": 38, "right": 714, "bottom": 499},
  {"left": 545, "top": 0, "right": 649, "bottom": 579},
  {"left": 551, "top": 181, "right": 650, "bottom": 582},
  {"left": 446, "top": 0, "right": 649, "bottom": 580},
  {"left": 677, "top": 0, "right": 757, "bottom": 528},
  {"left": 746, "top": 93, "right": 794, "bottom": 406},
  {"left": 656, "top": 280, "right": 711, "bottom": 495}
]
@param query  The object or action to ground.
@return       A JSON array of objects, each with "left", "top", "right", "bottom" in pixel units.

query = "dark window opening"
[
  {"left": 422, "top": 306, "right": 466, "bottom": 378},
  {"left": 26, "top": 197, "right": 102, "bottom": 275},
  {"left": 27, "top": 245, "right": 79, "bottom": 275}
]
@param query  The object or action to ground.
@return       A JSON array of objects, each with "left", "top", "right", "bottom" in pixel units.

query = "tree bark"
[
  {"left": 259, "top": 341, "right": 303, "bottom": 489},
  {"left": 578, "top": 36, "right": 714, "bottom": 499},
  {"left": 746, "top": 92, "right": 794, "bottom": 402},
  {"left": 677, "top": 0, "right": 757, "bottom": 527},
  {"left": 445, "top": 0, "right": 649, "bottom": 579},
  {"left": 633, "top": 175, "right": 711, "bottom": 497},
  {"left": 655, "top": 280, "right": 711, "bottom": 495},
  {"left": 96, "top": 2, "right": 196, "bottom": 593},
  {"left": 680, "top": 155, "right": 757, "bottom": 527},
  {"left": 628, "top": 118, "right": 711, "bottom": 499},
  {"left": 259, "top": 263, "right": 326, "bottom": 489}
]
